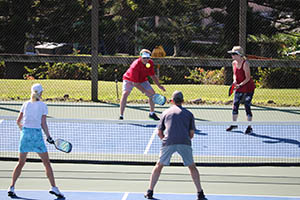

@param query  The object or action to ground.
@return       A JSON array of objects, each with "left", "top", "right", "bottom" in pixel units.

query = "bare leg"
[
  {"left": 38, "top": 152, "right": 56, "bottom": 187},
  {"left": 10, "top": 153, "right": 27, "bottom": 187},
  {"left": 188, "top": 163, "right": 203, "bottom": 192},
  {"left": 247, "top": 116, "right": 252, "bottom": 122},
  {"left": 146, "top": 88, "right": 155, "bottom": 113},
  {"left": 149, "top": 162, "right": 164, "bottom": 190},
  {"left": 149, "top": 98, "right": 155, "bottom": 113},
  {"left": 120, "top": 90, "right": 131, "bottom": 116},
  {"left": 232, "top": 114, "right": 238, "bottom": 122}
]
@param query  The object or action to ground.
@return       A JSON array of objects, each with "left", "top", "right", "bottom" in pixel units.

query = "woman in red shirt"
[
  {"left": 227, "top": 46, "right": 255, "bottom": 134},
  {"left": 120, "top": 49, "right": 165, "bottom": 120}
]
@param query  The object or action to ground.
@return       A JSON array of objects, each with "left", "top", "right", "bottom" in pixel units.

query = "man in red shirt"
[{"left": 119, "top": 49, "right": 166, "bottom": 120}]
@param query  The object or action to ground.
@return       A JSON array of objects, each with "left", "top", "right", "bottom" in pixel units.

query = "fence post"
[
  {"left": 239, "top": 0, "right": 247, "bottom": 51},
  {"left": 91, "top": 0, "right": 99, "bottom": 101}
]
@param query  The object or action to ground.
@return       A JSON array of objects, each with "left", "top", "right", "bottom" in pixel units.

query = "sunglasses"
[
  {"left": 230, "top": 53, "right": 239, "bottom": 56},
  {"left": 142, "top": 57, "right": 150, "bottom": 59}
]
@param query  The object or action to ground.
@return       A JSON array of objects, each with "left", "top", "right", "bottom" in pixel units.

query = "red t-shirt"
[
  {"left": 123, "top": 57, "right": 155, "bottom": 83},
  {"left": 234, "top": 61, "right": 255, "bottom": 93}
]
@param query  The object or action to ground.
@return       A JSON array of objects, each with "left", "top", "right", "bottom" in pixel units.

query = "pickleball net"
[{"left": 1, "top": 116, "right": 299, "bottom": 166}]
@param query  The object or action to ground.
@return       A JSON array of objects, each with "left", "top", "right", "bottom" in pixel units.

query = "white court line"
[
  {"left": 144, "top": 128, "right": 157, "bottom": 154},
  {"left": 121, "top": 192, "right": 129, "bottom": 200}
]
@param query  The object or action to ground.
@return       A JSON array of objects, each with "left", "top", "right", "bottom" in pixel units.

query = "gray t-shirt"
[{"left": 158, "top": 105, "right": 195, "bottom": 146}]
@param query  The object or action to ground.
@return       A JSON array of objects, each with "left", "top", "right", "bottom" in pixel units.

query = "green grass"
[{"left": 0, "top": 79, "right": 299, "bottom": 106}]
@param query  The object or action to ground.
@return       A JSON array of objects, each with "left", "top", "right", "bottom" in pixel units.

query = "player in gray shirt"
[{"left": 144, "top": 91, "right": 206, "bottom": 200}]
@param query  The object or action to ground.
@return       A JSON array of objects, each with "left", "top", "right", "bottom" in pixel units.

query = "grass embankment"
[{"left": 0, "top": 79, "right": 299, "bottom": 106}]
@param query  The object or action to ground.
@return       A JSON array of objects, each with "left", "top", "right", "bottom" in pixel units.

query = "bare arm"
[
  {"left": 189, "top": 129, "right": 195, "bottom": 139},
  {"left": 150, "top": 75, "right": 166, "bottom": 92},
  {"left": 16, "top": 112, "right": 23, "bottom": 130},
  {"left": 157, "top": 129, "right": 164, "bottom": 140},
  {"left": 239, "top": 61, "right": 251, "bottom": 87},
  {"left": 232, "top": 61, "right": 237, "bottom": 84},
  {"left": 41, "top": 115, "right": 51, "bottom": 139}
]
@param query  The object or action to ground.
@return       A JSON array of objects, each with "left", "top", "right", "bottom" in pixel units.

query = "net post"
[{"left": 91, "top": 0, "right": 99, "bottom": 102}]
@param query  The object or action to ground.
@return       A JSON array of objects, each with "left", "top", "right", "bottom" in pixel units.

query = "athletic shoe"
[
  {"left": 197, "top": 190, "right": 206, "bottom": 200},
  {"left": 144, "top": 189, "right": 154, "bottom": 199},
  {"left": 149, "top": 113, "right": 159, "bottom": 121},
  {"left": 7, "top": 186, "right": 16, "bottom": 197},
  {"left": 119, "top": 116, "right": 124, "bottom": 120},
  {"left": 49, "top": 186, "right": 64, "bottom": 198},
  {"left": 226, "top": 125, "right": 238, "bottom": 131},
  {"left": 245, "top": 126, "right": 253, "bottom": 134}
]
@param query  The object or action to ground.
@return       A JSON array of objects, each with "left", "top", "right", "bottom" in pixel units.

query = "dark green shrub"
[
  {"left": 24, "top": 62, "right": 131, "bottom": 81},
  {"left": 257, "top": 67, "right": 300, "bottom": 88},
  {"left": 24, "top": 62, "right": 103, "bottom": 80},
  {"left": 159, "top": 65, "right": 191, "bottom": 84},
  {"left": 99, "top": 64, "right": 128, "bottom": 81},
  {"left": 0, "top": 61, "right": 5, "bottom": 78},
  {"left": 185, "top": 67, "right": 225, "bottom": 85}
]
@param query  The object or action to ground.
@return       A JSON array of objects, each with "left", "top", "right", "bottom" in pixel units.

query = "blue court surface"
[
  {"left": 1, "top": 119, "right": 300, "bottom": 162},
  {"left": 1, "top": 190, "right": 300, "bottom": 200},
  {"left": 1, "top": 119, "right": 300, "bottom": 200}
]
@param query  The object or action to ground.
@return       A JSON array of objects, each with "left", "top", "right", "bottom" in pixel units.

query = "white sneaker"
[
  {"left": 49, "top": 186, "right": 64, "bottom": 198},
  {"left": 8, "top": 186, "right": 16, "bottom": 197}
]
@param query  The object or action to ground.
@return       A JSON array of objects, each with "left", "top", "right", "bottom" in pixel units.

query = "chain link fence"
[{"left": 0, "top": 0, "right": 300, "bottom": 106}]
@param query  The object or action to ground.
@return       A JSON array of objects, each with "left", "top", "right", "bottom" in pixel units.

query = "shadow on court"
[
  {"left": 9, "top": 196, "right": 39, "bottom": 200},
  {"left": 2, "top": 190, "right": 300, "bottom": 200},
  {"left": 8, "top": 194, "right": 64, "bottom": 200},
  {"left": 229, "top": 130, "right": 300, "bottom": 148},
  {"left": 250, "top": 132, "right": 300, "bottom": 148},
  {"left": 252, "top": 104, "right": 300, "bottom": 116}
]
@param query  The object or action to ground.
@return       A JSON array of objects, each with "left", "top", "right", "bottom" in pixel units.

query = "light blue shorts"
[
  {"left": 122, "top": 80, "right": 152, "bottom": 92},
  {"left": 159, "top": 144, "right": 194, "bottom": 166},
  {"left": 19, "top": 127, "right": 47, "bottom": 153}
]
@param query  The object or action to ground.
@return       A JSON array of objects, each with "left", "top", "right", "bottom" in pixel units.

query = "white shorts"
[
  {"left": 159, "top": 144, "right": 194, "bottom": 166},
  {"left": 122, "top": 80, "right": 152, "bottom": 92}
]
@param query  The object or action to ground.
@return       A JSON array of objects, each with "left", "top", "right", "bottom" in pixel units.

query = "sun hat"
[{"left": 227, "top": 46, "right": 244, "bottom": 56}]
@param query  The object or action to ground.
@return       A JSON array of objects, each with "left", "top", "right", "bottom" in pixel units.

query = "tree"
[
  {"left": 0, "top": 0, "right": 87, "bottom": 53},
  {"left": 199, "top": 0, "right": 300, "bottom": 84},
  {"left": 249, "top": 0, "right": 300, "bottom": 34},
  {"left": 33, "top": 0, "right": 86, "bottom": 43},
  {"left": 0, "top": 0, "right": 33, "bottom": 53},
  {"left": 200, "top": 0, "right": 240, "bottom": 84}
]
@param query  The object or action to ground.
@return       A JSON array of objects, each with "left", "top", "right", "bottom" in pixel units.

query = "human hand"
[
  {"left": 236, "top": 83, "right": 242, "bottom": 89},
  {"left": 18, "top": 124, "right": 23, "bottom": 130},
  {"left": 46, "top": 137, "right": 55, "bottom": 144}
]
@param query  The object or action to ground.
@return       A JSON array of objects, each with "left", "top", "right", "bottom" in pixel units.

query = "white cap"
[
  {"left": 141, "top": 52, "right": 151, "bottom": 58},
  {"left": 31, "top": 83, "right": 43, "bottom": 94}
]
